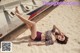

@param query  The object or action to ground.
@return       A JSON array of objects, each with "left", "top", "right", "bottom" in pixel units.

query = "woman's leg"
[
  {"left": 30, "top": 22, "right": 37, "bottom": 39},
  {"left": 15, "top": 6, "right": 34, "bottom": 27},
  {"left": 15, "top": 6, "right": 37, "bottom": 39}
]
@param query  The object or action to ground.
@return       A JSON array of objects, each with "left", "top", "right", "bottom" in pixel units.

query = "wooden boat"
[{"left": 0, "top": 0, "right": 64, "bottom": 39}]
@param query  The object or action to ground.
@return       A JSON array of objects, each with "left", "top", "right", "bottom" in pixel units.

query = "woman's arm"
[
  {"left": 53, "top": 25, "right": 61, "bottom": 34},
  {"left": 28, "top": 41, "right": 46, "bottom": 46}
]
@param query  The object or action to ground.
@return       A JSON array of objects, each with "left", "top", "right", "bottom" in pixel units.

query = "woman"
[{"left": 14, "top": 6, "right": 68, "bottom": 46}]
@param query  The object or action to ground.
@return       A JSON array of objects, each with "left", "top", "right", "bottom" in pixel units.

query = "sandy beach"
[{"left": 0, "top": 0, "right": 80, "bottom": 53}]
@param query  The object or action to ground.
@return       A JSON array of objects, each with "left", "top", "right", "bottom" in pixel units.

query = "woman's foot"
[
  {"left": 15, "top": 6, "right": 30, "bottom": 19},
  {"left": 15, "top": 6, "right": 21, "bottom": 14}
]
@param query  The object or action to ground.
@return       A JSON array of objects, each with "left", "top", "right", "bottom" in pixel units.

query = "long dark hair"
[
  {"left": 51, "top": 26, "right": 68, "bottom": 44},
  {"left": 56, "top": 35, "right": 68, "bottom": 44}
]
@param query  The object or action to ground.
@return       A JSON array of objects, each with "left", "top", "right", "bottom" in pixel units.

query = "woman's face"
[
  {"left": 52, "top": 32, "right": 65, "bottom": 41},
  {"left": 57, "top": 35, "right": 65, "bottom": 41}
]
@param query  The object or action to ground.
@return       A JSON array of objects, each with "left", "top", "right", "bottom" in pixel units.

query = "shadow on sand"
[{"left": 12, "top": 36, "right": 30, "bottom": 44}]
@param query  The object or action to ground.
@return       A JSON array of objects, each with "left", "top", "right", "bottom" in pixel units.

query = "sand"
[{"left": 0, "top": 0, "right": 80, "bottom": 53}]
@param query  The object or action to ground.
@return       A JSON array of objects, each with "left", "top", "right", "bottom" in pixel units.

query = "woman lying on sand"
[{"left": 13, "top": 6, "right": 68, "bottom": 46}]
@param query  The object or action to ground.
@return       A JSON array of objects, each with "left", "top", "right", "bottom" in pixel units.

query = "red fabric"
[
  {"left": 28, "top": 12, "right": 37, "bottom": 20},
  {"left": 34, "top": 31, "right": 42, "bottom": 41},
  {"left": 28, "top": 5, "right": 47, "bottom": 20}
]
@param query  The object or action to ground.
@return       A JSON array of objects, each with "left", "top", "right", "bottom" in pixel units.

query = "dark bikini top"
[{"left": 45, "top": 30, "right": 54, "bottom": 45}]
